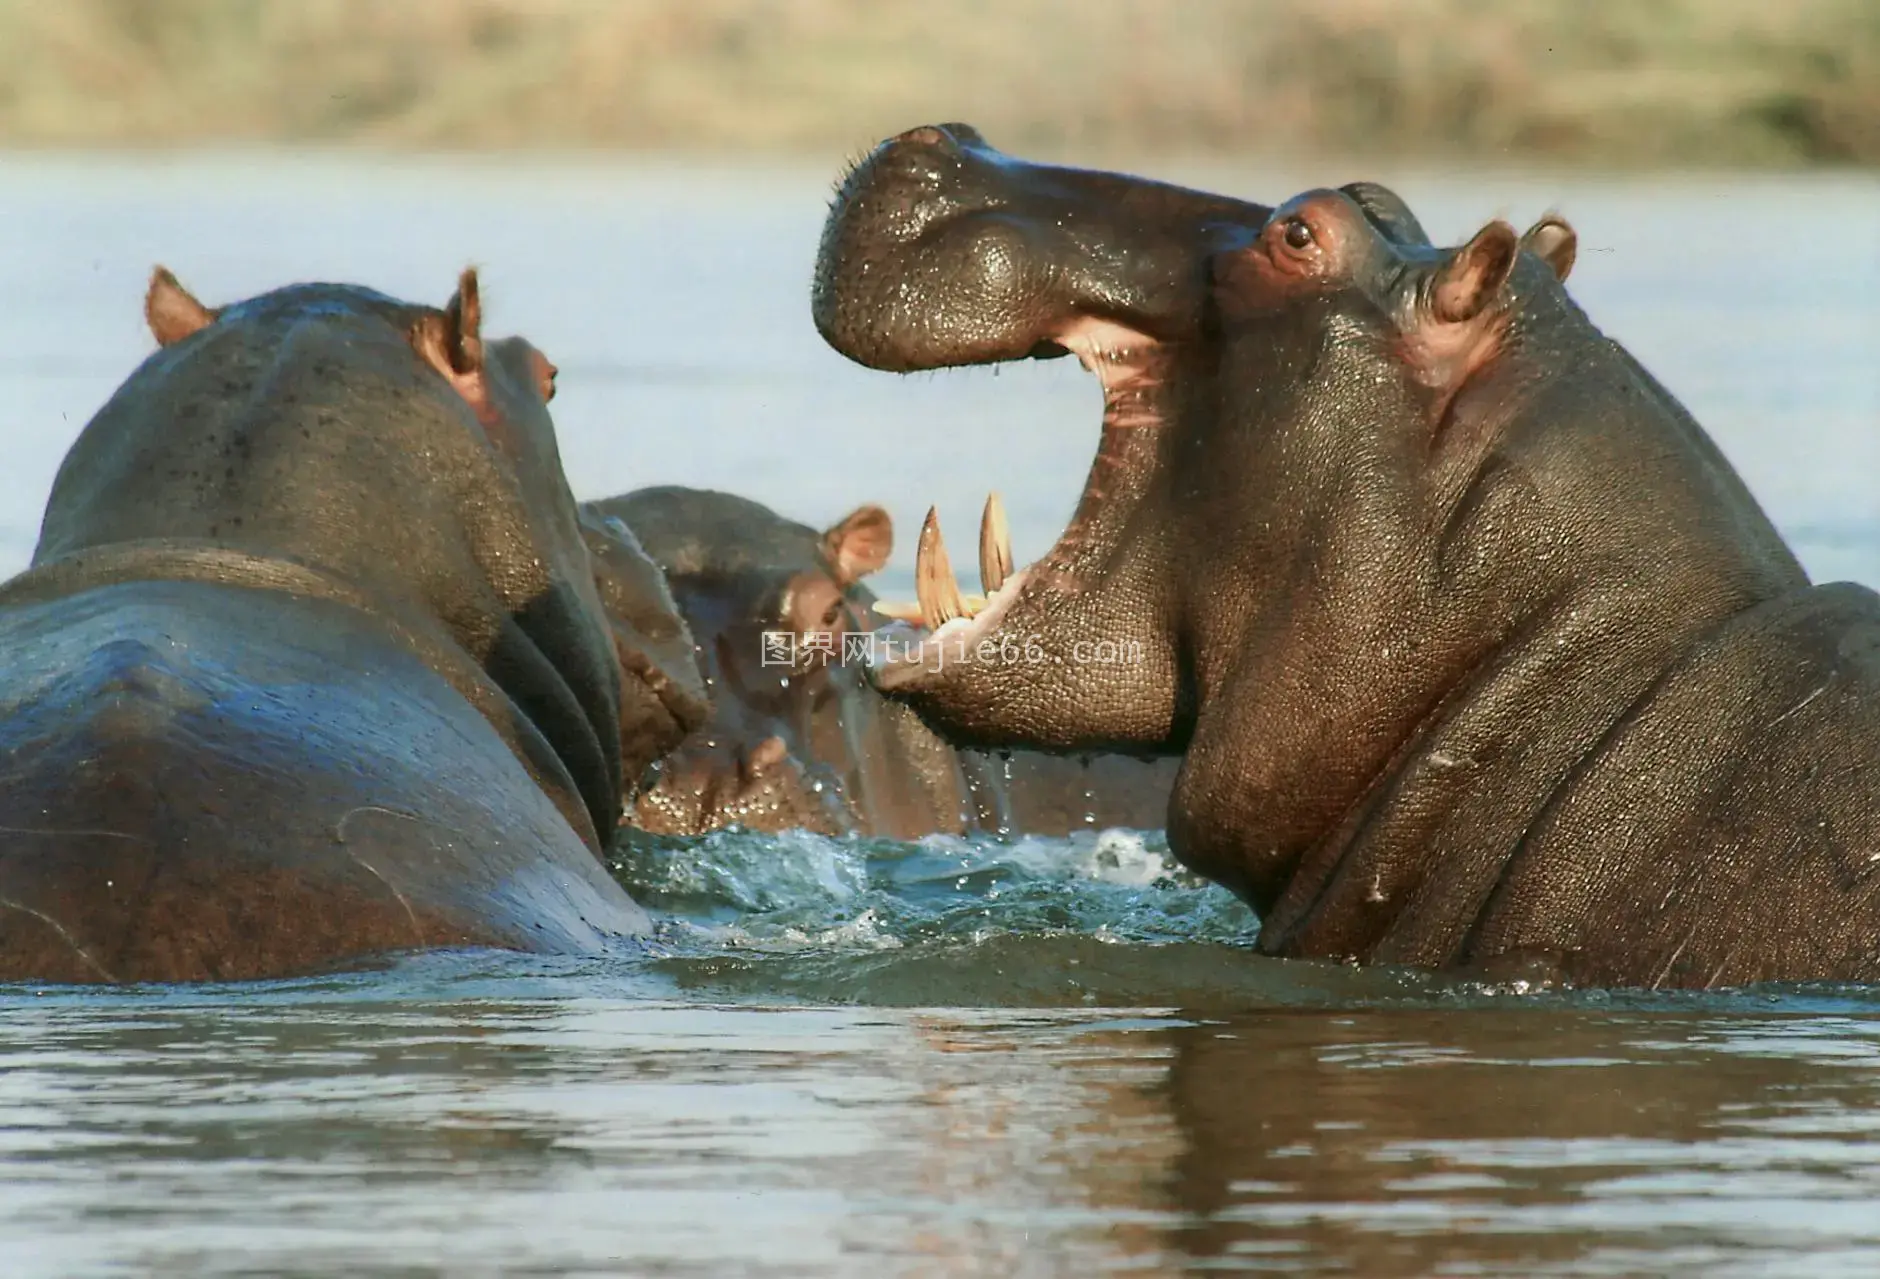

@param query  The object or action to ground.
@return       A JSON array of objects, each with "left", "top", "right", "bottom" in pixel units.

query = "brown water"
[
  {"left": 7, "top": 970, "right": 1880, "bottom": 1276},
  {"left": 0, "top": 154, "right": 1877, "bottom": 1276}
]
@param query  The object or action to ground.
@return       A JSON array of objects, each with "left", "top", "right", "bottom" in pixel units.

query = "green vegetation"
[{"left": 0, "top": 0, "right": 1874, "bottom": 166}]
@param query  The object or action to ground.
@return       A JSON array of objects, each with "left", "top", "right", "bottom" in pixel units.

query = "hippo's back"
[{"left": 0, "top": 580, "right": 648, "bottom": 983}]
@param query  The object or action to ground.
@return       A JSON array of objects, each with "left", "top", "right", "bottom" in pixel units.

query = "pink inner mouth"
[{"left": 870, "top": 316, "right": 1166, "bottom": 686}]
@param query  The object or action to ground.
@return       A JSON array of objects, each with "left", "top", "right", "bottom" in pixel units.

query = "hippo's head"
[
  {"left": 814, "top": 124, "right": 1292, "bottom": 752},
  {"left": 814, "top": 128, "right": 1577, "bottom": 759},
  {"left": 41, "top": 267, "right": 642, "bottom": 851},
  {"left": 589, "top": 487, "right": 895, "bottom": 835}
]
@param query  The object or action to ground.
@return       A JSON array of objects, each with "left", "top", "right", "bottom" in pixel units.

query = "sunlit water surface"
[{"left": 0, "top": 155, "right": 1876, "bottom": 1275}]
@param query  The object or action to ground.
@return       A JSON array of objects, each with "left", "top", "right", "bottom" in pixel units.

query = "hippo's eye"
[{"left": 1283, "top": 218, "right": 1315, "bottom": 250}]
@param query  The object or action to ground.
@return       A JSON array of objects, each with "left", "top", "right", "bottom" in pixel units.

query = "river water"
[{"left": 0, "top": 154, "right": 1877, "bottom": 1275}]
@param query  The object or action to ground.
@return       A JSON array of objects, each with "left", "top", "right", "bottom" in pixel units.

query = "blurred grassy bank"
[{"left": 1, "top": 0, "right": 1875, "bottom": 167}]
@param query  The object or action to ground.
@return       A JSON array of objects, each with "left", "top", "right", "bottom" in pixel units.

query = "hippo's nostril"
[
  {"left": 899, "top": 126, "right": 954, "bottom": 150},
  {"left": 892, "top": 122, "right": 986, "bottom": 155},
  {"left": 934, "top": 122, "right": 987, "bottom": 148},
  {"left": 747, "top": 736, "right": 790, "bottom": 775}
]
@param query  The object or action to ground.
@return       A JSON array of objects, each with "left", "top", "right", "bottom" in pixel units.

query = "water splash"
[
  {"left": 608, "top": 824, "right": 1266, "bottom": 1004},
  {"left": 597, "top": 823, "right": 1880, "bottom": 1012},
  {"left": 617, "top": 826, "right": 871, "bottom": 919}
]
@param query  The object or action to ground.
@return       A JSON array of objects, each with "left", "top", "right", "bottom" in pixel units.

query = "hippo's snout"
[
  {"left": 814, "top": 123, "right": 1085, "bottom": 373},
  {"left": 631, "top": 735, "right": 851, "bottom": 837},
  {"left": 813, "top": 121, "right": 1276, "bottom": 375}
]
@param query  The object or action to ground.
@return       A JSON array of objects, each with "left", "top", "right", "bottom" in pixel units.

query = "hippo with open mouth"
[
  {"left": 814, "top": 123, "right": 1880, "bottom": 989},
  {"left": 0, "top": 268, "right": 698, "bottom": 983}
]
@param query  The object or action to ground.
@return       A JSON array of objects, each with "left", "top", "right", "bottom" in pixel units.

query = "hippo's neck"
[
  {"left": 1187, "top": 312, "right": 1820, "bottom": 972},
  {"left": 1246, "top": 568, "right": 1778, "bottom": 970}
]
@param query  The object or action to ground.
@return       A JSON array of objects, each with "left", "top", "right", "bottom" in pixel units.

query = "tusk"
[
  {"left": 915, "top": 506, "right": 967, "bottom": 631},
  {"left": 979, "top": 491, "right": 1013, "bottom": 595}
]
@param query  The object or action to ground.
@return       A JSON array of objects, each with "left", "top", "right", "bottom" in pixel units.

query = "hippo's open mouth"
[
  {"left": 809, "top": 122, "right": 1272, "bottom": 749},
  {"left": 866, "top": 316, "right": 1167, "bottom": 689}
]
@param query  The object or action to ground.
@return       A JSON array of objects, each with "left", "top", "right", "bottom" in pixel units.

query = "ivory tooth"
[
  {"left": 979, "top": 491, "right": 1013, "bottom": 595},
  {"left": 915, "top": 506, "right": 967, "bottom": 630}
]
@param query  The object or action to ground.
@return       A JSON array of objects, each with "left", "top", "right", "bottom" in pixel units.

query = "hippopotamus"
[
  {"left": 0, "top": 267, "right": 695, "bottom": 983},
  {"left": 812, "top": 123, "right": 1880, "bottom": 989},
  {"left": 583, "top": 487, "right": 1177, "bottom": 839}
]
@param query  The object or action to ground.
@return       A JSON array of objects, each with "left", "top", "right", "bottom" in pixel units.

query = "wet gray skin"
[
  {"left": 578, "top": 507, "right": 713, "bottom": 796},
  {"left": 0, "top": 269, "right": 671, "bottom": 983},
  {"left": 589, "top": 486, "right": 1177, "bottom": 839},
  {"left": 813, "top": 124, "right": 1880, "bottom": 989}
]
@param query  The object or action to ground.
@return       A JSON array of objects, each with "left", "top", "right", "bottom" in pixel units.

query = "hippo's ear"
[
  {"left": 1340, "top": 181, "right": 1429, "bottom": 247},
  {"left": 145, "top": 267, "right": 218, "bottom": 347},
  {"left": 1519, "top": 214, "right": 1577, "bottom": 282},
  {"left": 411, "top": 267, "right": 488, "bottom": 407},
  {"left": 1429, "top": 221, "right": 1520, "bottom": 324},
  {"left": 822, "top": 504, "right": 893, "bottom": 585}
]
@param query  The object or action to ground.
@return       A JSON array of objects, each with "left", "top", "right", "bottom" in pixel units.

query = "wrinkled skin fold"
[
  {"left": 589, "top": 486, "right": 1177, "bottom": 839},
  {"left": 0, "top": 269, "right": 685, "bottom": 983},
  {"left": 577, "top": 506, "right": 714, "bottom": 796},
  {"left": 813, "top": 123, "right": 1880, "bottom": 990}
]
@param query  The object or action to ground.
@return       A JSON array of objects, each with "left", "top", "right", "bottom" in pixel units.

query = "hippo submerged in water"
[
  {"left": 814, "top": 123, "right": 1880, "bottom": 989},
  {"left": 583, "top": 486, "right": 1177, "bottom": 838},
  {"left": 0, "top": 269, "right": 701, "bottom": 983}
]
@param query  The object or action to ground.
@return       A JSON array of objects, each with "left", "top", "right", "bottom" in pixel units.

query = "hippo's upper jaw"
[{"left": 814, "top": 127, "right": 1448, "bottom": 755}]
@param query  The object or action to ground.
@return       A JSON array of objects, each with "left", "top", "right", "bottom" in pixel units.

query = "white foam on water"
[
  {"left": 668, "top": 904, "right": 905, "bottom": 955},
  {"left": 622, "top": 827, "right": 870, "bottom": 914},
  {"left": 1078, "top": 828, "right": 1179, "bottom": 886}
]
